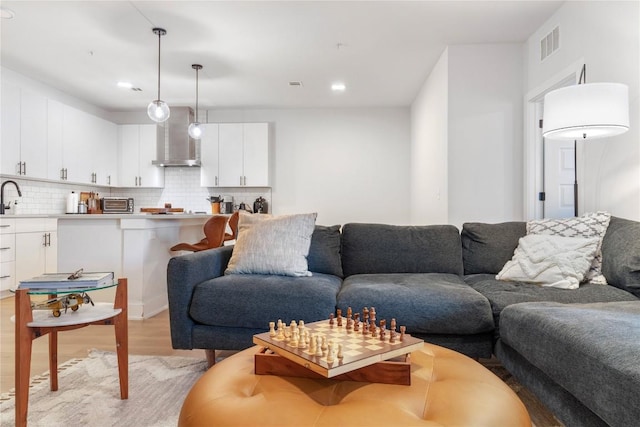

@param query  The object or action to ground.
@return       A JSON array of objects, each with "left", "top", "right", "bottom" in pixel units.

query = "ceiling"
[{"left": 0, "top": 1, "right": 563, "bottom": 113}]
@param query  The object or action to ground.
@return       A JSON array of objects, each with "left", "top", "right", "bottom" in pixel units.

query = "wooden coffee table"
[{"left": 178, "top": 343, "right": 531, "bottom": 427}]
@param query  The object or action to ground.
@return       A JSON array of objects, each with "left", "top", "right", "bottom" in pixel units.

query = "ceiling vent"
[{"left": 540, "top": 26, "right": 560, "bottom": 61}]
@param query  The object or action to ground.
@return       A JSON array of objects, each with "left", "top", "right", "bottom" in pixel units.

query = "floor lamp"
[{"left": 542, "top": 65, "right": 629, "bottom": 217}]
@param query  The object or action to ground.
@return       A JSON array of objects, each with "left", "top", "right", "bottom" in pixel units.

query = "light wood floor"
[{"left": 1, "top": 295, "right": 204, "bottom": 394}]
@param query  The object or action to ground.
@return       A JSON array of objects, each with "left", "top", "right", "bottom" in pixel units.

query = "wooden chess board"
[{"left": 253, "top": 317, "right": 423, "bottom": 380}]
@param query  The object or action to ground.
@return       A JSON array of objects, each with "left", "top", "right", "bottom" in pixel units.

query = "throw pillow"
[
  {"left": 307, "top": 225, "right": 344, "bottom": 277},
  {"left": 225, "top": 212, "right": 317, "bottom": 277},
  {"left": 496, "top": 234, "right": 600, "bottom": 289},
  {"left": 461, "top": 222, "right": 527, "bottom": 274},
  {"left": 527, "top": 211, "right": 611, "bottom": 284}
]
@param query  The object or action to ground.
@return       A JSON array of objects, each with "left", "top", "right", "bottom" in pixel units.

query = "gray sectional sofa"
[{"left": 167, "top": 216, "right": 640, "bottom": 427}]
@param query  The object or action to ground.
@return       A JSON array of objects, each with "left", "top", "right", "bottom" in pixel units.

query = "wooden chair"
[
  {"left": 170, "top": 215, "right": 229, "bottom": 252},
  {"left": 223, "top": 211, "right": 240, "bottom": 242}
]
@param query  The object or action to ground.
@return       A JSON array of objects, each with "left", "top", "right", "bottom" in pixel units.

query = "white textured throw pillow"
[
  {"left": 526, "top": 211, "right": 611, "bottom": 284},
  {"left": 496, "top": 234, "right": 600, "bottom": 289},
  {"left": 225, "top": 212, "right": 317, "bottom": 277}
]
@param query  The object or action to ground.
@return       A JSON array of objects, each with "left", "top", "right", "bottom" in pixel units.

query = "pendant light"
[
  {"left": 147, "top": 27, "right": 170, "bottom": 123},
  {"left": 188, "top": 64, "right": 204, "bottom": 139}
]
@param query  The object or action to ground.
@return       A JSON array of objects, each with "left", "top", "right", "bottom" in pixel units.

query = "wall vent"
[{"left": 540, "top": 26, "right": 560, "bottom": 61}]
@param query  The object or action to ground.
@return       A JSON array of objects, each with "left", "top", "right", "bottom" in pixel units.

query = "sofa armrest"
[{"left": 167, "top": 245, "right": 233, "bottom": 349}]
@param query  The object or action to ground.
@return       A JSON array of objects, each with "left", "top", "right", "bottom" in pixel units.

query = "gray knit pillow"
[{"left": 225, "top": 213, "right": 317, "bottom": 277}]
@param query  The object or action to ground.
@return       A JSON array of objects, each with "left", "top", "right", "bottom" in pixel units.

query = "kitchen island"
[{"left": 56, "top": 214, "right": 211, "bottom": 319}]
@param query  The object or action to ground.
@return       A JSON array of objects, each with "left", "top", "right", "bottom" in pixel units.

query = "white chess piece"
[
  {"left": 315, "top": 336, "right": 323, "bottom": 356},
  {"left": 327, "top": 341, "right": 335, "bottom": 363},
  {"left": 337, "top": 343, "right": 344, "bottom": 359},
  {"left": 269, "top": 321, "right": 276, "bottom": 337}
]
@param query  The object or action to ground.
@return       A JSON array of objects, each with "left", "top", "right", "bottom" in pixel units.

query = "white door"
[{"left": 544, "top": 139, "right": 575, "bottom": 218}]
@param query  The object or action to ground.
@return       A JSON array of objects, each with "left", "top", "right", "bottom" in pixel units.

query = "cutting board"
[{"left": 140, "top": 207, "right": 185, "bottom": 214}]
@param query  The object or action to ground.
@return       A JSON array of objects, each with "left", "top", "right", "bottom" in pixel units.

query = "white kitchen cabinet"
[
  {"left": 216, "top": 123, "right": 269, "bottom": 187},
  {"left": 92, "top": 114, "right": 118, "bottom": 186},
  {"left": 14, "top": 218, "right": 58, "bottom": 286},
  {"left": 199, "top": 123, "right": 220, "bottom": 186},
  {"left": 0, "top": 218, "right": 16, "bottom": 294},
  {"left": 0, "top": 83, "right": 48, "bottom": 178},
  {"left": 47, "top": 99, "right": 65, "bottom": 180},
  {"left": 62, "top": 106, "right": 93, "bottom": 184},
  {"left": 118, "top": 124, "right": 164, "bottom": 188}
]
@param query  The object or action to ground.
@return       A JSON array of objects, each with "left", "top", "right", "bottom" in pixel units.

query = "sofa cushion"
[
  {"left": 466, "top": 274, "right": 638, "bottom": 328},
  {"left": 190, "top": 272, "right": 342, "bottom": 329},
  {"left": 337, "top": 273, "right": 494, "bottom": 335},
  {"left": 307, "top": 225, "right": 343, "bottom": 277},
  {"left": 341, "top": 223, "right": 463, "bottom": 277},
  {"left": 226, "top": 212, "right": 317, "bottom": 277},
  {"left": 461, "top": 221, "right": 526, "bottom": 275},
  {"left": 601, "top": 216, "right": 640, "bottom": 297},
  {"left": 527, "top": 211, "right": 611, "bottom": 284},
  {"left": 496, "top": 234, "right": 600, "bottom": 289},
  {"left": 499, "top": 301, "right": 640, "bottom": 427}
]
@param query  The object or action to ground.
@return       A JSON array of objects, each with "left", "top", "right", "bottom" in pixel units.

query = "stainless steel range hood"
[{"left": 152, "top": 107, "right": 201, "bottom": 167}]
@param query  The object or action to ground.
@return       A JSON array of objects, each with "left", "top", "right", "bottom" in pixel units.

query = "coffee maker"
[{"left": 253, "top": 196, "right": 268, "bottom": 214}]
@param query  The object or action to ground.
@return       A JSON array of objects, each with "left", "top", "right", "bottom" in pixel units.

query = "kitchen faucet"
[{"left": 0, "top": 180, "right": 22, "bottom": 215}]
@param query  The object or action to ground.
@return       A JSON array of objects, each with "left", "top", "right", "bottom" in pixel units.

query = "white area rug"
[{"left": 0, "top": 350, "right": 207, "bottom": 427}]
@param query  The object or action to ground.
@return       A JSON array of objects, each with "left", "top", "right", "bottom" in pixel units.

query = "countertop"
[{"left": 2, "top": 213, "right": 213, "bottom": 220}]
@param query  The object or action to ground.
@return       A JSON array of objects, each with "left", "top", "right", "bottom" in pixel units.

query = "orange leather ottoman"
[{"left": 179, "top": 343, "right": 531, "bottom": 426}]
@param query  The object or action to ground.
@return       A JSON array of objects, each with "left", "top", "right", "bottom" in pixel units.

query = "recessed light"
[
  {"left": 331, "top": 83, "right": 346, "bottom": 92},
  {"left": 0, "top": 7, "right": 15, "bottom": 19},
  {"left": 117, "top": 81, "right": 133, "bottom": 89}
]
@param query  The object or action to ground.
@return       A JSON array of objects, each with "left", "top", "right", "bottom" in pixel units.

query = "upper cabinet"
[
  {"left": 200, "top": 123, "right": 220, "bottom": 187},
  {"left": 205, "top": 122, "right": 270, "bottom": 187},
  {"left": 1, "top": 81, "right": 118, "bottom": 186},
  {"left": 118, "top": 124, "right": 164, "bottom": 188},
  {"left": 1, "top": 83, "right": 48, "bottom": 179}
]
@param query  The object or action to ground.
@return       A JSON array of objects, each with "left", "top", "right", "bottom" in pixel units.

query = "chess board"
[{"left": 253, "top": 317, "right": 423, "bottom": 379}]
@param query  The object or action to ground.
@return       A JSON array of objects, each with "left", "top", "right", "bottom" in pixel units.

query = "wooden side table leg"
[
  {"left": 114, "top": 278, "right": 128, "bottom": 399},
  {"left": 49, "top": 330, "right": 58, "bottom": 391},
  {"left": 15, "top": 289, "right": 34, "bottom": 427}
]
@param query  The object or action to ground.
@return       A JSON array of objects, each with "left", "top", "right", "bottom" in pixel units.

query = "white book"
[{"left": 18, "top": 271, "right": 115, "bottom": 290}]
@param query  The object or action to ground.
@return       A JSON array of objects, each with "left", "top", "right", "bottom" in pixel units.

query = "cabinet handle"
[
  {"left": 23, "top": 162, "right": 26, "bottom": 175},
  {"left": 0, "top": 247, "right": 11, "bottom": 250},
  {"left": 215, "top": 176, "right": 218, "bottom": 186},
  {"left": 107, "top": 175, "right": 111, "bottom": 185},
  {"left": 240, "top": 176, "right": 243, "bottom": 186},
  {"left": 0, "top": 225, "right": 10, "bottom": 228},
  {"left": 138, "top": 176, "right": 142, "bottom": 186},
  {"left": 60, "top": 168, "right": 64, "bottom": 180},
  {"left": 0, "top": 275, "right": 11, "bottom": 279}
]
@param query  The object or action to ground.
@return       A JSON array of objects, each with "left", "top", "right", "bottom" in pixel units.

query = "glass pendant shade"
[
  {"left": 188, "top": 64, "right": 204, "bottom": 139},
  {"left": 188, "top": 122, "right": 203, "bottom": 139},
  {"left": 543, "top": 82, "right": 629, "bottom": 140},
  {"left": 148, "top": 28, "right": 170, "bottom": 123},
  {"left": 147, "top": 99, "right": 170, "bottom": 123}
]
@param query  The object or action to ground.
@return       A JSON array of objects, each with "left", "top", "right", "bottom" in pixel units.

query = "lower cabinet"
[{"left": 14, "top": 218, "right": 58, "bottom": 287}]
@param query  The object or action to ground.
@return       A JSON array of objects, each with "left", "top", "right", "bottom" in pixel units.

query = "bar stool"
[{"left": 170, "top": 215, "right": 229, "bottom": 252}]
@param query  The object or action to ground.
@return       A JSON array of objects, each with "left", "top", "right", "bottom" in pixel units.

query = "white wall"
[
  {"left": 410, "top": 44, "right": 524, "bottom": 228},
  {"left": 410, "top": 49, "right": 449, "bottom": 225},
  {"left": 525, "top": 1, "right": 640, "bottom": 221},
  {"left": 207, "top": 108, "right": 411, "bottom": 226},
  {"left": 447, "top": 44, "right": 524, "bottom": 228}
]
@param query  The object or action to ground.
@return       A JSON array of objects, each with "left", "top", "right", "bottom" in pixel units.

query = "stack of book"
[{"left": 18, "top": 271, "right": 115, "bottom": 290}]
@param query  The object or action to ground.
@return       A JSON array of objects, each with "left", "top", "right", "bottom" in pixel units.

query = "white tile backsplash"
[{"left": 1, "top": 169, "right": 272, "bottom": 215}]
